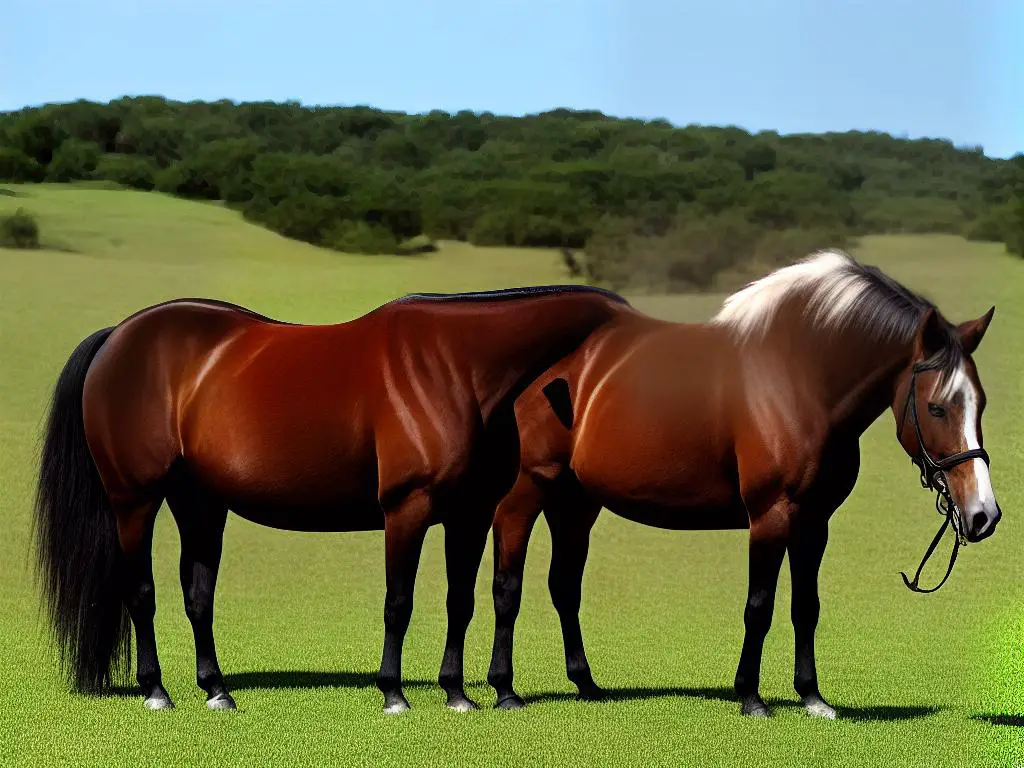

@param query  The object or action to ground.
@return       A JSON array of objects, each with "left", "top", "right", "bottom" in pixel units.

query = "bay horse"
[
  {"left": 31, "top": 285, "right": 630, "bottom": 713},
  {"left": 486, "top": 250, "right": 1000, "bottom": 718}
]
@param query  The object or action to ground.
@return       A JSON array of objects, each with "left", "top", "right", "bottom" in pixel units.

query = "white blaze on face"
[
  {"left": 960, "top": 371, "right": 996, "bottom": 510},
  {"left": 941, "top": 364, "right": 997, "bottom": 517}
]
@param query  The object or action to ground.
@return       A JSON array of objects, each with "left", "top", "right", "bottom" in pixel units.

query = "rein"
[{"left": 898, "top": 360, "right": 990, "bottom": 593}]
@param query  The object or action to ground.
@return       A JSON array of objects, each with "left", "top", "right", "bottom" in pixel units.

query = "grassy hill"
[{"left": 1, "top": 187, "right": 1022, "bottom": 766}]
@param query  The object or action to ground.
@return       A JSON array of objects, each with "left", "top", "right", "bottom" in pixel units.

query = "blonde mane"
[{"left": 711, "top": 249, "right": 929, "bottom": 344}]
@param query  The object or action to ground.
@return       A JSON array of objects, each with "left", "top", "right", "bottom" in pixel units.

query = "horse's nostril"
[{"left": 971, "top": 511, "right": 989, "bottom": 535}]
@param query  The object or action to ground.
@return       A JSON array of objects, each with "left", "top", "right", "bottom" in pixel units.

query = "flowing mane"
[{"left": 711, "top": 249, "right": 965, "bottom": 392}]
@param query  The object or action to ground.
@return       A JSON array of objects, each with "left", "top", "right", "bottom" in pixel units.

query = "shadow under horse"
[
  {"left": 488, "top": 250, "right": 1001, "bottom": 718},
  {"left": 31, "top": 284, "right": 629, "bottom": 713}
]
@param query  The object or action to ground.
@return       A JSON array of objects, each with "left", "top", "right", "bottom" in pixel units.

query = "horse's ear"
[
  {"left": 913, "top": 308, "right": 946, "bottom": 360},
  {"left": 956, "top": 306, "right": 995, "bottom": 355}
]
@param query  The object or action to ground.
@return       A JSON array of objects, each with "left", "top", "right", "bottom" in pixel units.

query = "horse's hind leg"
[
  {"left": 545, "top": 488, "right": 603, "bottom": 701},
  {"left": 165, "top": 472, "right": 233, "bottom": 710},
  {"left": 487, "top": 471, "right": 544, "bottom": 709},
  {"left": 114, "top": 498, "right": 172, "bottom": 710},
  {"left": 438, "top": 502, "right": 493, "bottom": 712}
]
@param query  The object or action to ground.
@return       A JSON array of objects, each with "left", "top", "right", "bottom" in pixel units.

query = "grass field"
[{"left": 1, "top": 185, "right": 1022, "bottom": 767}]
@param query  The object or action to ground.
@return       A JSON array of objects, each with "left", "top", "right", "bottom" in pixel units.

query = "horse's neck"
[{"left": 811, "top": 328, "right": 912, "bottom": 437}]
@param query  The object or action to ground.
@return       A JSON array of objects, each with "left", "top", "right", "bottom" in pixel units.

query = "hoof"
[
  {"left": 803, "top": 695, "right": 837, "bottom": 720},
  {"left": 445, "top": 694, "right": 480, "bottom": 713},
  {"left": 144, "top": 692, "right": 175, "bottom": 711},
  {"left": 495, "top": 693, "right": 526, "bottom": 710},
  {"left": 207, "top": 692, "right": 237, "bottom": 711},
  {"left": 740, "top": 695, "right": 769, "bottom": 718},
  {"left": 577, "top": 684, "right": 607, "bottom": 702},
  {"left": 383, "top": 693, "right": 411, "bottom": 715}
]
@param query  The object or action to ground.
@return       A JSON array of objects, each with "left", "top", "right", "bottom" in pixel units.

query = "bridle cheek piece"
[{"left": 898, "top": 361, "right": 990, "bottom": 593}]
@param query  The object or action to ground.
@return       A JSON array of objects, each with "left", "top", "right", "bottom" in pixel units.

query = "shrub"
[
  {"left": 1006, "top": 197, "right": 1024, "bottom": 256},
  {"left": 94, "top": 153, "right": 158, "bottom": 190},
  {"left": 0, "top": 147, "right": 43, "bottom": 182},
  {"left": 396, "top": 234, "right": 437, "bottom": 255},
  {"left": 752, "top": 227, "right": 852, "bottom": 267},
  {"left": 561, "top": 247, "right": 583, "bottom": 277},
  {"left": 966, "top": 201, "right": 1016, "bottom": 243},
  {"left": 661, "top": 212, "right": 762, "bottom": 290},
  {"left": 324, "top": 220, "right": 399, "bottom": 255},
  {"left": 155, "top": 160, "right": 219, "bottom": 199},
  {"left": 853, "top": 194, "right": 967, "bottom": 234},
  {"left": 584, "top": 211, "right": 852, "bottom": 293},
  {"left": 46, "top": 139, "right": 101, "bottom": 182},
  {"left": 0, "top": 207, "right": 41, "bottom": 248}
]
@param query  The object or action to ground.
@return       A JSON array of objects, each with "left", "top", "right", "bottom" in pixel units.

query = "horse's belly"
[
  {"left": 228, "top": 498, "right": 385, "bottom": 533},
  {"left": 575, "top": 448, "right": 745, "bottom": 530},
  {"left": 605, "top": 497, "right": 748, "bottom": 531},
  {"left": 184, "top": 422, "right": 382, "bottom": 532},
  {"left": 193, "top": 457, "right": 383, "bottom": 532}
]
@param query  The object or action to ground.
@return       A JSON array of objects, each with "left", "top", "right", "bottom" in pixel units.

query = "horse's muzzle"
[{"left": 965, "top": 503, "right": 1001, "bottom": 543}]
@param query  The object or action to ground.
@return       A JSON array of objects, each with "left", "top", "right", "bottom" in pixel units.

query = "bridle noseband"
[{"left": 898, "top": 360, "right": 990, "bottom": 593}]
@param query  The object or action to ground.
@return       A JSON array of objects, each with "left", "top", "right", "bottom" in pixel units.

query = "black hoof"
[
  {"left": 445, "top": 692, "right": 479, "bottom": 713},
  {"left": 495, "top": 693, "right": 526, "bottom": 710},
  {"left": 740, "top": 694, "right": 770, "bottom": 717},
  {"left": 577, "top": 683, "right": 607, "bottom": 702}
]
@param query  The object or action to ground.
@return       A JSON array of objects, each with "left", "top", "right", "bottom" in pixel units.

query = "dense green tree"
[
  {"left": 47, "top": 139, "right": 101, "bottom": 182},
  {"left": 94, "top": 154, "right": 157, "bottom": 190},
  {"left": 0, "top": 96, "right": 1017, "bottom": 272},
  {"left": 0, "top": 147, "right": 43, "bottom": 182}
]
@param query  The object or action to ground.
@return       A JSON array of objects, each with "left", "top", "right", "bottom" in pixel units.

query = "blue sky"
[{"left": 2, "top": 0, "right": 1020, "bottom": 157}]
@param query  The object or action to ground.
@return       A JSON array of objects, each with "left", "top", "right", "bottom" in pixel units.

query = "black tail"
[{"left": 32, "top": 327, "right": 131, "bottom": 693}]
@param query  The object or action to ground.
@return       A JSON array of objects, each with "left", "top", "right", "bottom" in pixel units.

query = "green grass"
[{"left": 1, "top": 185, "right": 1022, "bottom": 766}]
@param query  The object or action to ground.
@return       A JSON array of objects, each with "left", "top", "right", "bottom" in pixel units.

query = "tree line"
[{"left": 0, "top": 97, "right": 1020, "bottom": 289}]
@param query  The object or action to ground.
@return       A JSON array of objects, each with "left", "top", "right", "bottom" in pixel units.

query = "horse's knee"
[
  {"left": 743, "top": 589, "right": 774, "bottom": 635},
  {"left": 791, "top": 594, "right": 820, "bottom": 630},
  {"left": 384, "top": 592, "right": 413, "bottom": 633},
  {"left": 184, "top": 586, "right": 214, "bottom": 625},
  {"left": 493, "top": 570, "right": 522, "bottom": 622},
  {"left": 446, "top": 589, "right": 475, "bottom": 623},
  {"left": 548, "top": 568, "right": 582, "bottom": 612},
  {"left": 126, "top": 580, "right": 156, "bottom": 619}
]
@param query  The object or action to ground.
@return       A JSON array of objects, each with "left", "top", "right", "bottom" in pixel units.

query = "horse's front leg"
[
  {"left": 377, "top": 489, "right": 431, "bottom": 714},
  {"left": 789, "top": 518, "right": 835, "bottom": 718},
  {"left": 734, "top": 501, "right": 789, "bottom": 717}
]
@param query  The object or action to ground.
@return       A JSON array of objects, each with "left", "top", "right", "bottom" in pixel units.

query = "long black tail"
[{"left": 32, "top": 327, "right": 131, "bottom": 693}]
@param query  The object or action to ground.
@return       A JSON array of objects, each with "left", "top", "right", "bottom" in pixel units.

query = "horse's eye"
[{"left": 927, "top": 403, "right": 946, "bottom": 418}]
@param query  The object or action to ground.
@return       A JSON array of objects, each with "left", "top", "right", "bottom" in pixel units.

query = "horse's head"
[{"left": 891, "top": 306, "right": 999, "bottom": 544}]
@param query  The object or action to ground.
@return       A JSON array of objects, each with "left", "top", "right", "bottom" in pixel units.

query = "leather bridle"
[{"left": 897, "top": 359, "right": 990, "bottom": 593}]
